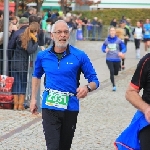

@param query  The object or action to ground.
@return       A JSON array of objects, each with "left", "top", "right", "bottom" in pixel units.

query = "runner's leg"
[
  {"left": 42, "top": 109, "right": 63, "bottom": 150},
  {"left": 122, "top": 39, "right": 127, "bottom": 69},
  {"left": 59, "top": 111, "right": 78, "bottom": 150},
  {"left": 106, "top": 60, "right": 115, "bottom": 87},
  {"left": 114, "top": 62, "right": 120, "bottom": 76}
]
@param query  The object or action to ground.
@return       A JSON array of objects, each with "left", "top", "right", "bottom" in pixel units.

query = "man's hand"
[
  {"left": 144, "top": 106, "right": 150, "bottom": 123},
  {"left": 30, "top": 100, "right": 38, "bottom": 115},
  {"left": 76, "top": 86, "right": 88, "bottom": 99}
]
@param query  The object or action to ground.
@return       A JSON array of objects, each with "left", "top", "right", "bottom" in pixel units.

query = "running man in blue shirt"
[{"left": 30, "top": 20, "right": 99, "bottom": 150}]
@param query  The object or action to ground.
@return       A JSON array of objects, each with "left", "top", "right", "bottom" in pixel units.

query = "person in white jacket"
[{"left": 132, "top": 21, "right": 144, "bottom": 59}]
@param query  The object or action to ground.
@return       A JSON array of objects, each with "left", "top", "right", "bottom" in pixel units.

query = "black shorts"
[
  {"left": 139, "top": 125, "right": 150, "bottom": 150},
  {"left": 143, "top": 38, "right": 150, "bottom": 42}
]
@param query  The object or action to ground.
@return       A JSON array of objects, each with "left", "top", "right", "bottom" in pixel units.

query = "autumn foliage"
[{"left": 59, "top": 0, "right": 101, "bottom": 6}]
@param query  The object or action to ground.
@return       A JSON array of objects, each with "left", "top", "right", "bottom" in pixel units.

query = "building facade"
[
  {"left": 93, "top": 0, "right": 150, "bottom": 9},
  {"left": 42, "top": 0, "right": 150, "bottom": 11}
]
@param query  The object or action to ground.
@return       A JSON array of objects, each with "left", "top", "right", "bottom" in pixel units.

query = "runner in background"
[
  {"left": 119, "top": 20, "right": 130, "bottom": 70},
  {"left": 132, "top": 21, "right": 144, "bottom": 59},
  {"left": 102, "top": 27, "right": 126, "bottom": 91},
  {"left": 143, "top": 19, "right": 150, "bottom": 54}
]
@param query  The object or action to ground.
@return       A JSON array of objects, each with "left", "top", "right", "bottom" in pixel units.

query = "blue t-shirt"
[{"left": 143, "top": 24, "right": 150, "bottom": 39}]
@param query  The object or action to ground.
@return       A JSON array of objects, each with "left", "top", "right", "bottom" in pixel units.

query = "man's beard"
[{"left": 54, "top": 39, "right": 69, "bottom": 48}]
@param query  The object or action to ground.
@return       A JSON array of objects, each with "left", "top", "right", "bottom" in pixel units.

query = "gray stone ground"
[{"left": 0, "top": 41, "right": 145, "bottom": 149}]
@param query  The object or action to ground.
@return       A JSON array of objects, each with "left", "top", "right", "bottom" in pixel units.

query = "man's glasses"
[{"left": 53, "top": 30, "right": 69, "bottom": 35}]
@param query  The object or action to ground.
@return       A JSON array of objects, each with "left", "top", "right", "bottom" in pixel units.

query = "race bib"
[
  {"left": 135, "top": 34, "right": 142, "bottom": 39},
  {"left": 108, "top": 44, "right": 116, "bottom": 51},
  {"left": 46, "top": 91, "right": 69, "bottom": 109},
  {"left": 145, "top": 31, "right": 150, "bottom": 35}
]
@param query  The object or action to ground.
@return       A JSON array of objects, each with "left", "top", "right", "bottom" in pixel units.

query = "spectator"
[
  {"left": 8, "top": 17, "right": 29, "bottom": 49},
  {"left": 110, "top": 18, "right": 117, "bottom": 27},
  {"left": 0, "top": 20, "right": 3, "bottom": 75},
  {"left": 66, "top": 17, "right": 77, "bottom": 45},
  {"left": 45, "top": 18, "right": 52, "bottom": 47},
  {"left": 9, "top": 16, "right": 18, "bottom": 25},
  {"left": 22, "top": 7, "right": 34, "bottom": 18},
  {"left": 91, "top": 17, "right": 98, "bottom": 41},
  {"left": 11, "top": 22, "right": 39, "bottom": 110},
  {"left": 41, "top": 12, "right": 48, "bottom": 31},
  {"left": 9, "top": 11, "right": 14, "bottom": 17},
  {"left": 86, "top": 19, "right": 93, "bottom": 40},
  {"left": 29, "top": 15, "right": 45, "bottom": 50},
  {"left": 0, "top": 20, "right": 13, "bottom": 75},
  {"left": 33, "top": 8, "right": 37, "bottom": 15},
  {"left": 51, "top": 11, "right": 59, "bottom": 23},
  {"left": 121, "top": 16, "right": 127, "bottom": 24},
  {"left": 76, "top": 17, "right": 83, "bottom": 28},
  {"left": 97, "top": 19, "right": 103, "bottom": 41},
  {"left": 47, "top": 9, "right": 52, "bottom": 18},
  {"left": 82, "top": 17, "right": 88, "bottom": 39},
  {"left": 126, "top": 18, "right": 131, "bottom": 26},
  {"left": 0, "top": 10, "right": 3, "bottom": 21}
]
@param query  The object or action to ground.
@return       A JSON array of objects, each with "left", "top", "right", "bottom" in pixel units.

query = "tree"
[
  {"left": 23, "top": 0, "right": 44, "bottom": 12},
  {"left": 58, "top": 0, "right": 101, "bottom": 13}
]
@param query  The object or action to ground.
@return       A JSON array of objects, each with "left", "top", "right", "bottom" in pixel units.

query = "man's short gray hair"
[{"left": 51, "top": 20, "right": 69, "bottom": 33}]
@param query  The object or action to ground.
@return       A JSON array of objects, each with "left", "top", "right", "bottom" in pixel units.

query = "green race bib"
[
  {"left": 45, "top": 90, "right": 69, "bottom": 109},
  {"left": 108, "top": 44, "right": 117, "bottom": 51}
]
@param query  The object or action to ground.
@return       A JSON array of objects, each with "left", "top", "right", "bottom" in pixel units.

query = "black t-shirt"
[{"left": 131, "top": 54, "right": 150, "bottom": 104}]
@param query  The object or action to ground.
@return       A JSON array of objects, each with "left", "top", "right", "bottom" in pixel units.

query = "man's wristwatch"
[{"left": 86, "top": 85, "right": 92, "bottom": 92}]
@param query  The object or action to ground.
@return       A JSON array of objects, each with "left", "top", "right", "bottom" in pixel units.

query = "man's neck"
[{"left": 54, "top": 46, "right": 67, "bottom": 53}]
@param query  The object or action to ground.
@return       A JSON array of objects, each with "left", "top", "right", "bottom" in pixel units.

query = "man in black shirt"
[{"left": 126, "top": 54, "right": 150, "bottom": 150}]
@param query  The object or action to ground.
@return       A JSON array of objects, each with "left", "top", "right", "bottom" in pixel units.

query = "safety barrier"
[{"left": 76, "top": 25, "right": 135, "bottom": 41}]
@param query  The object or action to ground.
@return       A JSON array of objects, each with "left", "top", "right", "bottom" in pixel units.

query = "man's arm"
[
  {"left": 31, "top": 77, "right": 41, "bottom": 101},
  {"left": 126, "top": 84, "right": 150, "bottom": 123},
  {"left": 30, "top": 77, "right": 41, "bottom": 114},
  {"left": 30, "top": 51, "right": 44, "bottom": 113},
  {"left": 76, "top": 52, "right": 99, "bottom": 99},
  {"left": 125, "top": 85, "right": 149, "bottom": 113},
  {"left": 125, "top": 55, "right": 150, "bottom": 122}
]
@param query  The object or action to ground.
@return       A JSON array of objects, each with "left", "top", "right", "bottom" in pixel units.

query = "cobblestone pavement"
[{"left": 0, "top": 41, "right": 143, "bottom": 149}]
